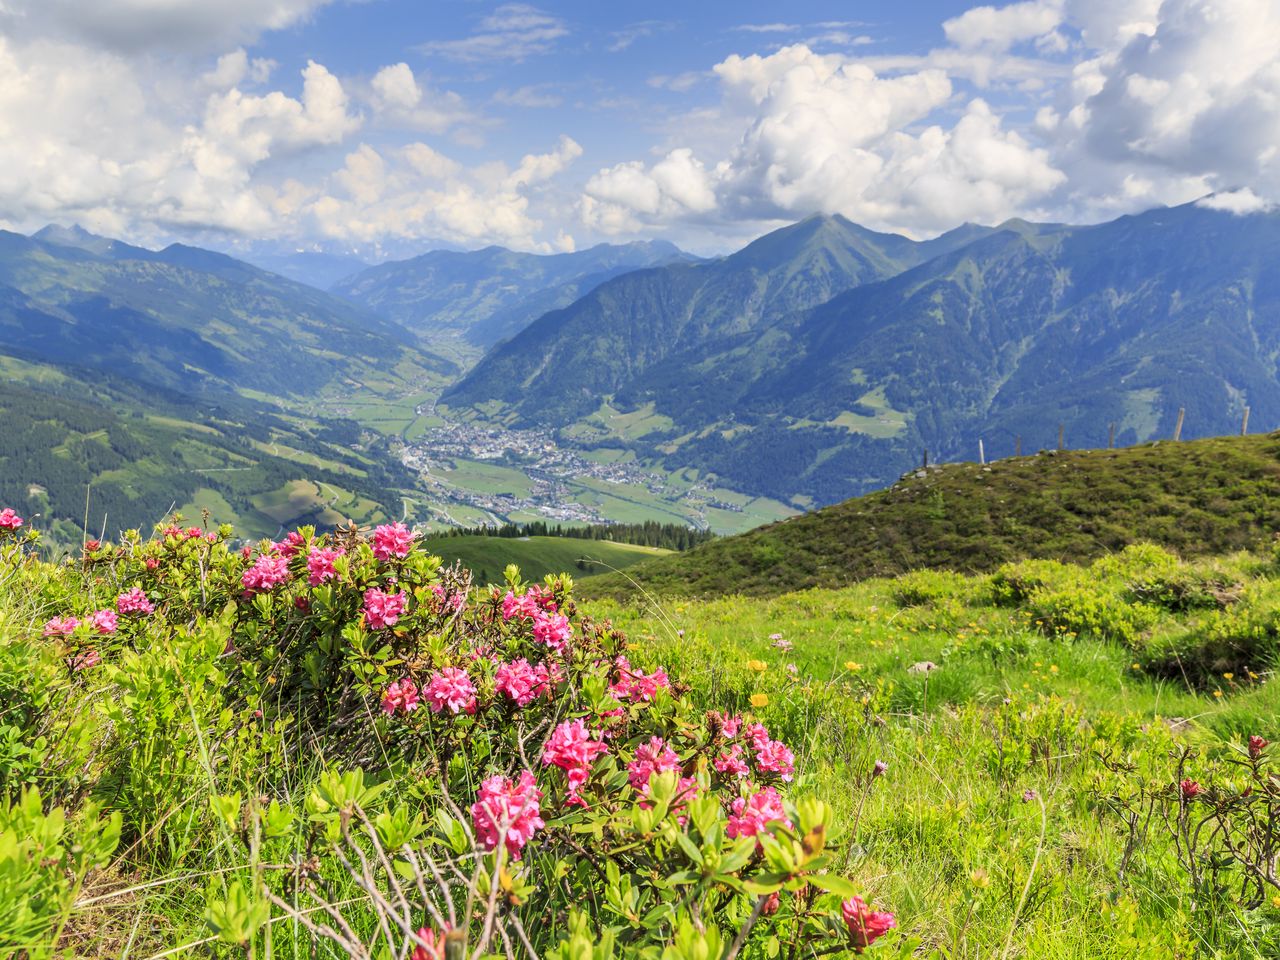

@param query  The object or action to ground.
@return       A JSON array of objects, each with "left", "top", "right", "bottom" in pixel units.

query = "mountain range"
[
  {"left": 444, "top": 200, "right": 1280, "bottom": 506},
  {"left": 332, "top": 239, "right": 693, "bottom": 354}
]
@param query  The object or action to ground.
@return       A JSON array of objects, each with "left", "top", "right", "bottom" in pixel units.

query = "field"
[{"left": 420, "top": 533, "right": 670, "bottom": 584}]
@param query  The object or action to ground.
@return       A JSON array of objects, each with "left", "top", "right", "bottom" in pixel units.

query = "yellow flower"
[
  {"left": 750, "top": 693, "right": 769, "bottom": 707},
  {"left": 1222, "top": 672, "right": 1234, "bottom": 681},
  {"left": 1049, "top": 665, "right": 1059, "bottom": 674},
  {"left": 970, "top": 868, "right": 990, "bottom": 889},
  {"left": 845, "top": 661, "right": 863, "bottom": 671},
  {"left": 1272, "top": 895, "right": 1280, "bottom": 909},
  {"left": 747, "top": 659, "right": 768, "bottom": 672},
  {"left": 1213, "top": 690, "right": 1223, "bottom": 698},
  {"left": 1132, "top": 662, "right": 1141, "bottom": 670}
]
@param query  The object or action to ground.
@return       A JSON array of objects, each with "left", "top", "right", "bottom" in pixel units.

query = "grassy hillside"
[
  {"left": 583, "top": 433, "right": 1280, "bottom": 599},
  {"left": 420, "top": 533, "right": 670, "bottom": 585}
]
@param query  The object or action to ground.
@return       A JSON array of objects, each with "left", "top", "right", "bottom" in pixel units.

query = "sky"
[{"left": 0, "top": 0, "right": 1277, "bottom": 258}]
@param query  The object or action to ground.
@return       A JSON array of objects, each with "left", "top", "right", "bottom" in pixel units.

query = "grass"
[
  {"left": 585, "top": 432, "right": 1280, "bottom": 600},
  {"left": 421, "top": 534, "right": 670, "bottom": 585}
]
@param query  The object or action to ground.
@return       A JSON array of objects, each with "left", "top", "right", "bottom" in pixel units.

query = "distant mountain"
[
  {"left": 332, "top": 240, "right": 695, "bottom": 353},
  {"left": 446, "top": 201, "right": 1280, "bottom": 506},
  {"left": 241, "top": 250, "right": 371, "bottom": 290},
  {"left": 0, "top": 227, "right": 453, "bottom": 400}
]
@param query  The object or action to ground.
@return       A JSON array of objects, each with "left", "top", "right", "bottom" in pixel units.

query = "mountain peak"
[{"left": 32, "top": 223, "right": 119, "bottom": 256}]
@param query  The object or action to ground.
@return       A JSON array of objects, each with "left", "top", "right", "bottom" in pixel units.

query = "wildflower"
[
  {"left": 410, "top": 926, "right": 446, "bottom": 960},
  {"left": 71, "top": 649, "right": 101, "bottom": 671},
  {"left": 432, "top": 584, "right": 466, "bottom": 612},
  {"left": 363, "top": 587, "right": 407, "bottom": 630},
  {"left": 750, "top": 693, "right": 769, "bottom": 708},
  {"left": 845, "top": 661, "right": 862, "bottom": 671},
  {"left": 501, "top": 590, "right": 541, "bottom": 621},
  {"left": 761, "top": 891, "right": 781, "bottom": 916},
  {"left": 768, "top": 632, "right": 783, "bottom": 641},
  {"left": 908, "top": 661, "right": 938, "bottom": 675},
  {"left": 242, "top": 555, "right": 291, "bottom": 593},
  {"left": 279, "top": 530, "right": 305, "bottom": 557},
  {"left": 609, "top": 657, "right": 670, "bottom": 702},
  {"left": 495, "top": 658, "right": 542, "bottom": 706},
  {"left": 1248, "top": 735, "right": 1269, "bottom": 759},
  {"left": 88, "top": 609, "right": 117, "bottom": 635},
  {"left": 714, "top": 744, "right": 751, "bottom": 778},
  {"left": 424, "top": 667, "right": 478, "bottom": 715},
  {"left": 1180, "top": 779, "right": 1201, "bottom": 799},
  {"left": 532, "top": 610, "right": 572, "bottom": 652},
  {"left": 0, "top": 508, "right": 23, "bottom": 530},
  {"left": 43, "top": 616, "right": 80, "bottom": 637},
  {"left": 872, "top": 760, "right": 888, "bottom": 779},
  {"left": 293, "top": 596, "right": 311, "bottom": 613},
  {"left": 144, "top": 557, "right": 160, "bottom": 570},
  {"left": 372, "top": 522, "right": 415, "bottom": 561},
  {"left": 627, "top": 736, "right": 680, "bottom": 791},
  {"left": 754, "top": 737, "right": 795, "bottom": 782},
  {"left": 1022, "top": 788, "right": 1038, "bottom": 803},
  {"left": 470, "top": 770, "right": 544, "bottom": 860},
  {"left": 116, "top": 587, "right": 154, "bottom": 615},
  {"left": 726, "top": 786, "right": 791, "bottom": 840},
  {"left": 747, "top": 659, "right": 768, "bottom": 672},
  {"left": 841, "top": 896, "right": 897, "bottom": 951},
  {"left": 84, "top": 539, "right": 100, "bottom": 551},
  {"left": 542, "top": 719, "right": 608, "bottom": 803},
  {"left": 307, "top": 546, "right": 344, "bottom": 586},
  {"left": 381, "top": 679, "right": 420, "bottom": 716},
  {"left": 713, "top": 711, "right": 743, "bottom": 739},
  {"left": 1223, "top": 672, "right": 1234, "bottom": 681},
  {"left": 970, "top": 868, "right": 990, "bottom": 889}
]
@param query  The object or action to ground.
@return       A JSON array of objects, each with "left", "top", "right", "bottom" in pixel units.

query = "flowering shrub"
[{"left": 4, "top": 511, "right": 902, "bottom": 958}]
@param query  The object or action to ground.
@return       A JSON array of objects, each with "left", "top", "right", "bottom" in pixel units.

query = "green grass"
[
  {"left": 585, "top": 433, "right": 1280, "bottom": 600},
  {"left": 586, "top": 547, "right": 1280, "bottom": 958},
  {"left": 421, "top": 534, "right": 670, "bottom": 585}
]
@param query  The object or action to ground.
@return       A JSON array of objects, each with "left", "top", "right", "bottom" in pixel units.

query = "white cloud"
[
  {"left": 943, "top": 0, "right": 1064, "bottom": 52},
  {"left": 505, "top": 135, "right": 582, "bottom": 189},
  {"left": 493, "top": 85, "right": 563, "bottom": 108},
  {"left": 371, "top": 63, "right": 421, "bottom": 112},
  {"left": 608, "top": 21, "right": 673, "bottom": 52},
  {"left": 416, "top": 4, "right": 567, "bottom": 63},
  {"left": 1197, "top": 188, "right": 1275, "bottom": 215},
  {"left": 1, "top": 0, "right": 335, "bottom": 53}
]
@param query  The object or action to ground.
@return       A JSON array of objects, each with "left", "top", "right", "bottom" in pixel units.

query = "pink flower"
[
  {"left": 279, "top": 530, "right": 306, "bottom": 557},
  {"left": 495, "top": 658, "right": 542, "bottom": 706},
  {"left": 1180, "top": 778, "right": 1202, "bottom": 799},
  {"left": 116, "top": 587, "right": 154, "bottom": 616},
  {"left": 754, "top": 737, "right": 795, "bottom": 782},
  {"left": 381, "top": 678, "right": 420, "bottom": 716},
  {"left": 432, "top": 584, "right": 466, "bottom": 612},
  {"left": 410, "top": 926, "right": 447, "bottom": 960},
  {"left": 424, "top": 667, "right": 478, "bottom": 715},
  {"left": 714, "top": 711, "right": 743, "bottom": 739},
  {"left": 841, "top": 896, "right": 896, "bottom": 952},
  {"left": 185, "top": 526, "right": 204, "bottom": 540},
  {"left": 532, "top": 610, "right": 572, "bottom": 652},
  {"left": 609, "top": 657, "right": 670, "bottom": 702},
  {"left": 307, "top": 546, "right": 344, "bottom": 586},
  {"left": 1248, "top": 735, "right": 1268, "bottom": 759},
  {"left": 89, "top": 609, "right": 117, "bottom": 635},
  {"left": 0, "top": 508, "right": 23, "bottom": 530},
  {"left": 71, "top": 649, "right": 101, "bottom": 671},
  {"left": 144, "top": 557, "right": 160, "bottom": 570},
  {"left": 372, "top": 522, "right": 415, "bottom": 561},
  {"left": 714, "top": 745, "right": 751, "bottom": 779},
  {"left": 542, "top": 719, "right": 608, "bottom": 802},
  {"left": 744, "top": 723, "right": 771, "bottom": 750},
  {"left": 43, "top": 616, "right": 80, "bottom": 637},
  {"left": 726, "top": 786, "right": 791, "bottom": 841},
  {"left": 470, "top": 771, "right": 545, "bottom": 860},
  {"left": 502, "top": 590, "right": 541, "bottom": 621},
  {"left": 242, "top": 555, "right": 291, "bottom": 593},
  {"left": 364, "top": 587, "right": 407, "bottom": 630},
  {"left": 627, "top": 736, "right": 680, "bottom": 791}
]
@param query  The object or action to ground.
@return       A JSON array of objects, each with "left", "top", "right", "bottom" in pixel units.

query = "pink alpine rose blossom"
[
  {"left": 71, "top": 649, "right": 101, "bottom": 671},
  {"left": 0, "top": 508, "right": 23, "bottom": 530},
  {"left": 627, "top": 736, "right": 680, "bottom": 791},
  {"left": 279, "top": 530, "right": 305, "bottom": 557},
  {"left": 495, "top": 658, "right": 542, "bottom": 706},
  {"left": 726, "top": 786, "right": 791, "bottom": 841},
  {"left": 424, "top": 667, "right": 478, "bottom": 715},
  {"left": 754, "top": 737, "right": 796, "bottom": 782},
  {"left": 242, "top": 555, "right": 291, "bottom": 593},
  {"left": 89, "top": 609, "right": 118, "bottom": 635},
  {"left": 363, "top": 587, "right": 407, "bottom": 630},
  {"left": 372, "top": 522, "right": 414, "bottom": 561},
  {"left": 1180, "top": 778, "right": 1202, "bottom": 799},
  {"left": 381, "top": 678, "right": 420, "bottom": 716},
  {"left": 841, "top": 896, "right": 897, "bottom": 951},
  {"left": 116, "top": 587, "right": 154, "bottom": 616},
  {"left": 43, "top": 616, "right": 80, "bottom": 637},
  {"left": 470, "top": 770, "right": 545, "bottom": 859},
  {"left": 532, "top": 610, "right": 572, "bottom": 652},
  {"left": 1248, "top": 735, "right": 1268, "bottom": 759},
  {"left": 502, "top": 590, "right": 541, "bottom": 621},
  {"left": 410, "top": 926, "right": 447, "bottom": 960},
  {"left": 714, "top": 744, "right": 751, "bottom": 779},
  {"left": 307, "top": 546, "right": 344, "bottom": 586},
  {"left": 542, "top": 719, "right": 608, "bottom": 802}
]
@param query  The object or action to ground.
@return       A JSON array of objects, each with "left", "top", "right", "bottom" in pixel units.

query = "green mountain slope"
[
  {"left": 420, "top": 534, "right": 670, "bottom": 586},
  {"left": 332, "top": 240, "right": 692, "bottom": 353},
  {"left": 0, "top": 228, "right": 453, "bottom": 400},
  {"left": 449, "top": 201, "right": 1280, "bottom": 507},
  {"left": 580, "top": 432, "right": 1280, "bottom": 600},
  {"left": 444, "top": 215, "right": 988, "bottom": 426}
]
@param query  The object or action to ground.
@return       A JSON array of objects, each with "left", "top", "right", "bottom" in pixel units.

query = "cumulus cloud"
[
  {"left": 582, "top": 44, "right": 1064, "bottom": 237},
  {"left": 942, "top": 0, "right": 1064, "bottom": 51}
]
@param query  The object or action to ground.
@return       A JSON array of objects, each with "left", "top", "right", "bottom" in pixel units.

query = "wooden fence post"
[
  {"left": 1108, "top": 422, "right": 1115, "bottom": 449},
  {"left": 1173, "top": 407, "right": 1185, "bottom": 441},
  {"left": 1015, "top": 435, "right": 1022, "bottom": 457},
  {"left": 1242, "top": 406, "right": 1251, "bottom": 436},
  {"left": 978, "top": 439, "right": 985, "bottom": 465},
  {"left": 1057, "top": 423, "right": 1064, "bottom": 451}
]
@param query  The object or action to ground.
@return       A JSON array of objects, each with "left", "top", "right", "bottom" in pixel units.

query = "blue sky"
[{"left": 0, "top": 0, "right": 1276, "bottom": 257}]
